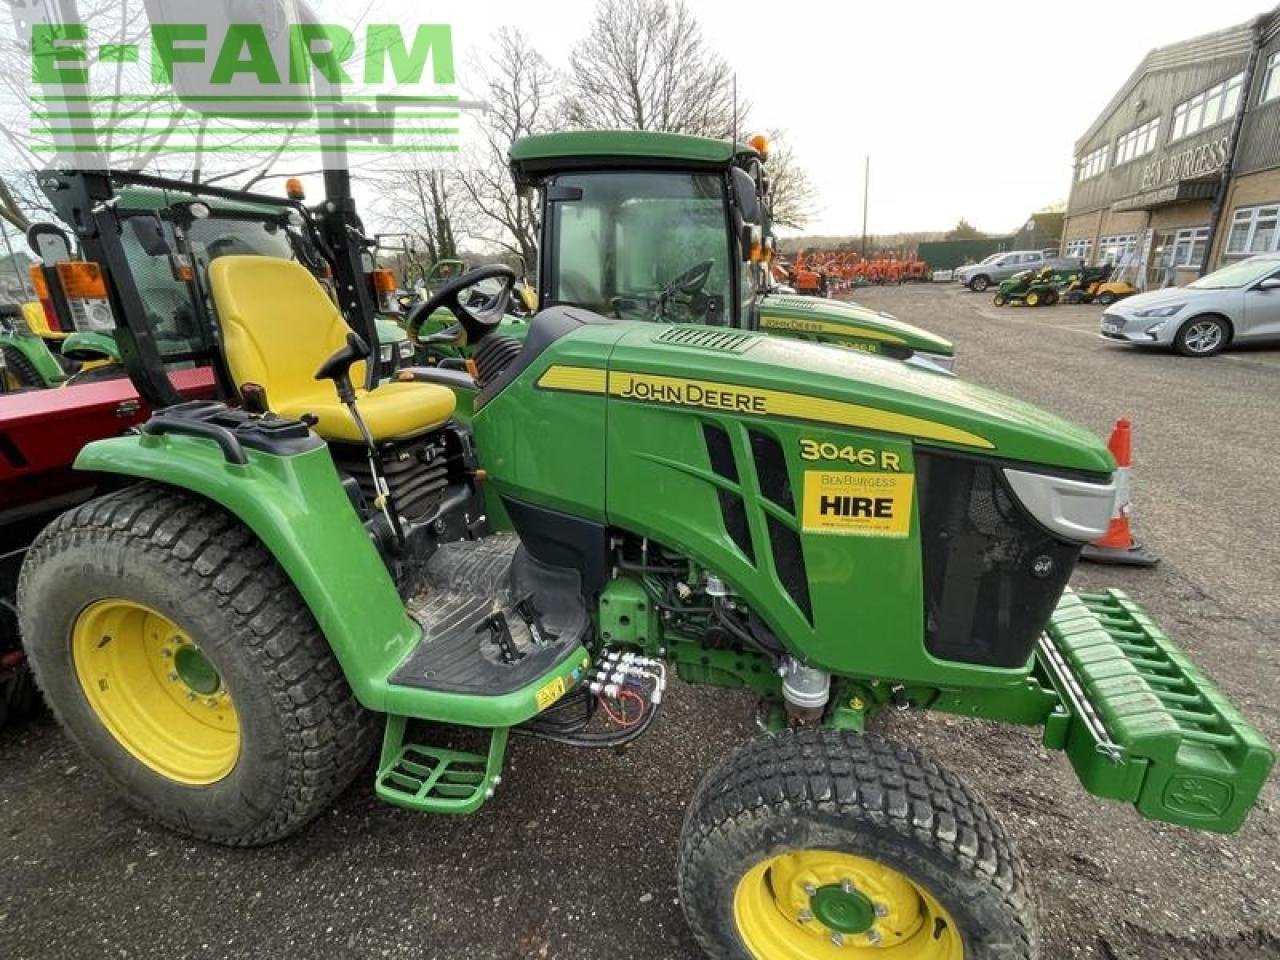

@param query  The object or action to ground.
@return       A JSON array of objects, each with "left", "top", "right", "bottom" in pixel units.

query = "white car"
[{"left": 1099, "top": 253, "right": 1280, "bottom": 357}]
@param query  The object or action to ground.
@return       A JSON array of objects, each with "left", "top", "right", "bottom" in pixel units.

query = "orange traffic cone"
[{"left": 1081, "top": 418, "right": 1159, "bottom": 566}]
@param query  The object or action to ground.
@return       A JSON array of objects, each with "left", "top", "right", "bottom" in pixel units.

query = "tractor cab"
[{"left": 509, "top": 130, "right": 956, "bottom": 371}]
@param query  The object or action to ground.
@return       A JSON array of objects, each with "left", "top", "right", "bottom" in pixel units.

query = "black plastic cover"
[{"left": 916, "top": 451, "right": 1079, "bottom": 668}]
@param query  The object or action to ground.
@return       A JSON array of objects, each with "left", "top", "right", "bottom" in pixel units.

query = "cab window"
[{"left": 547, "top": 171, "right": 733, "bottom": 325}]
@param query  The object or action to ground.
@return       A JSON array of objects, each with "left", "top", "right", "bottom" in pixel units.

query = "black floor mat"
[{"left": 390, "top": 538, "right": 589, "bottom": 696}]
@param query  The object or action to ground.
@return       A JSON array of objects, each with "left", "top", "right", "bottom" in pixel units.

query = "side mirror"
[
  {"left": 1258, "top": 277, "right": 1280, "bottom": 291},
  {"left": 129, "top": 216, "right": 173, "bottom": 257},
  {"left": 732, "top": 168, "right": 761, "bottom": 225},
  {"left": 27, "top": 222, "right": 72, "bottom": 262}
]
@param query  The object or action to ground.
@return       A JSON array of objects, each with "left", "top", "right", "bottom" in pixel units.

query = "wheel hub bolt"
[
  {"left": 160, "top": 648, "right": 173, "bottom": 659},
  {"left": 840, "top": 878, "right": 855, "bottom": 894},
  {"left": 874, "top": 903, "right": 889, "bottom": 918},
  {"left": 867, "top": 930, "right": 883, "bottom": 945},
  {"left": 797, "top": 909, "right": 814, "bottom": 923},
  {"left": 830, "top": 932, "right": 845, "bottom": 947},
  {"left": 803, "top": 883, "right": 818, "bottom": 896},
  {"left": 168, "top": 671, "right": 179, "bottom": 682}
]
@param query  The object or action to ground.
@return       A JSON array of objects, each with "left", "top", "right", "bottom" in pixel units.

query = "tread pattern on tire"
[
  {"left": 2, "top": 346, "right": 45, "bottom": 388},
  {"left": 678, "top": 727, "right": 1037, "bottom": 959},
  {"left": 18, "top": 483, "right": 379, "bottom": 846}
]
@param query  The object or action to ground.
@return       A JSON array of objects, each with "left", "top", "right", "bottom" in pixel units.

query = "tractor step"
[
  {"left": 375, "top": 714, "right": 508, "bottom": 814},
  {"left": 1038, "top": 589, "right": 1273, "bottom": 833}
]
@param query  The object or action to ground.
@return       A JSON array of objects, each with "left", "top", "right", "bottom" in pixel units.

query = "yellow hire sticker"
[{"left": 802, "top": 471, "right": 915, "bottom": 537}]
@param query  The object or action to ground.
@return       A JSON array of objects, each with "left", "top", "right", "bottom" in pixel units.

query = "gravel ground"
[{"left": 2, "top": 284, "right": 1277, "bottom": 959}]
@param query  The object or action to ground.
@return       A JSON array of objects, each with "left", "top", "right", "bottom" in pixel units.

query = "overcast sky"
[{"left": 441, "top": 0, "right": 1272, "bottom": 237}]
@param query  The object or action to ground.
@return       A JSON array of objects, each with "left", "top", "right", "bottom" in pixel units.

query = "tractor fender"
[{"left": 73, "top": 432, "right": 421, "bottom": 713}]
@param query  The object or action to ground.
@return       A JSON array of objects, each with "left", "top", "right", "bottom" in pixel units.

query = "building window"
[
  {"left": 1262, "top": 51, "right": 1280, "bottom": 104},
  {"left": 1225, "top": 204, "right": 1280, "bottom": 256},
  {"left": 1077, "top": 146, "right": 1107, "bottom": 182},
  {"left": 1065, "top": 238, "right": 1093, "bottom": 261},
  {"left": 1098, "top": 234, "right": 1141, "bottom": 265},
  {"left": 1115, "top": 118, "right": 1160, "bottom": 165},
  {"left": 1170, "top": 73, "right": 1244, "bottom": 142}
]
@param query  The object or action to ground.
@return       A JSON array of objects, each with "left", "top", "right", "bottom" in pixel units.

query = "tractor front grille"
[{"left": 916, "top": 451, "right": 1080, "bottom": 668}]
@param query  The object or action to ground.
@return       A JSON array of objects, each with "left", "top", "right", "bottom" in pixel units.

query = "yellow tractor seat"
[{"left": 209, "top": 256, "right": 455, "bottom": 444}]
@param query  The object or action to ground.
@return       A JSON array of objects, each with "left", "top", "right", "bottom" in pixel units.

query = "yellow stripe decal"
[
  {"left": 758, "top": 314, "right": 909, "bottom": 346},
  {"left": 536, "top": 365, "right": 993, "bottom": 449},
  {"left": 536, "top": 365, "right": 608, "bottom": 393}
]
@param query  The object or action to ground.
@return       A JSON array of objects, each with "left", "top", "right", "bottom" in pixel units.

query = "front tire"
[
  {"left": 968, "top": 275, "right": 990, "bottom": 293},
  {"left": 678, "top": 729, "right": 1037, "bottom": 959},
  {"left": 992, "top": 294, "right": 1007, "bottom": 307},
  {"left": 1025, "top": 291, "right": 1040, "bottom": 307},
  {"left": 1174, "top": 315, "right": 1229, "bottom": 357},
  {"left": 18, "top": 484, "right": 378, "bottom": 846}
]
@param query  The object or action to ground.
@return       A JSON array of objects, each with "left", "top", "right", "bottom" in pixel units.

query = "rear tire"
[
  {"left": 1044, "top": 290, "right": 1059, "bottom": 306},
  {"left": 678, "top": 728, "right": 1038, "bottom": 959},
  {"left": 1096, "top": 292, "right": 1116, "bottom": 305},
  {"left": 968, "top": 275, "right": 990, "bottom": 293},
  {"left": 18, "top": 484, "right": 378, "bottom": 846},
  {"left": 1174, "top": 315, "right": 1229, "bottom": 357},
  {"left": 1, "top": 346, "right": 45, "bottom": 390}
]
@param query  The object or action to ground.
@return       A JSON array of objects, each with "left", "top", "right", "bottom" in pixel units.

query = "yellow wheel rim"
[
  {"left": 1026, "top": 293, "right": 1039, "bottom": 306},
  {"left": 72, "top": 599, "right": 240, "bottom": 785},
  {"left": 734, "top": 849, "right": 963, "bottom": 958}
]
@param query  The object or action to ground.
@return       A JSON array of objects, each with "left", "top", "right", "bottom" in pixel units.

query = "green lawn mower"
[
  {"left": 14, "top": 164, "right": 1273, "bottom": 960},
  {"left": 991, "top": 266, "right": 1069, "bottom": 308}
]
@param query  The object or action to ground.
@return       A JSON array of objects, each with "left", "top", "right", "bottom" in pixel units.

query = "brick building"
[{"left": 1062, "top": 7, "right": 1280, "bottom": 289}]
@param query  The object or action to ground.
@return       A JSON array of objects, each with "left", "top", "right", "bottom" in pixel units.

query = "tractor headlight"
[
  {"left": 397, "top": 340, "right": 415, "bottom": 361},
  {"left": 1134, "top": 303, "right": 1185, "bottom": 318},
  {"left": 1002, "top": 469, "right": 1118, "bottom": 543},
  {"left": 379, "top": 343, "right": 394, "bottom": 364}
]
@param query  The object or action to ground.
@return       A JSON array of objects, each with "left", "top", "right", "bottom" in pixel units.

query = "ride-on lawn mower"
[
  {"left": 14, "top": 160, "right": 1273, "bottom": 960},
  {"left": 992, "top": 266, "right": 1069, "bottom": 308},
  {"left": 1063, "top": 263, "right": 1139, "bottom": 306}
]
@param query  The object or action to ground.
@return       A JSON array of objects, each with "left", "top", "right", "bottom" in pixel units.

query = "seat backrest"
[{"left": 209, "top": 255, "right": 364, "bottom": 402}]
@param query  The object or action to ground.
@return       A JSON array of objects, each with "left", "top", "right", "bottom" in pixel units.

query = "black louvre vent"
[
  {"left": 703, "top": 423, "right": 752, "bottom": 563},
  {"left": 703, "top": 423, "right": 739, "bottom": 481},
  {"left": 917, "top": 452, "right": 1080, "bottom": 667},
  {"left": 750, "top": 430, "right": 793, "bottom": 511},
  {"left": 766, "top": 515, "right": 811, "bottom": 621}
]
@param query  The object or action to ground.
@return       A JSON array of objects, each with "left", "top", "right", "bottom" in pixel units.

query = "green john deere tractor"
[
  {"left": 17, "top": 165, "right": 1273, "bottom": 960},
  {"left": 410, "top": 131, "right": 956, "bottom": 376}
]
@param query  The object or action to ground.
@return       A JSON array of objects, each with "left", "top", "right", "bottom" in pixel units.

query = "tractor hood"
[
  {"left": 757, "top": 293, "right": 954, "bottom": 357},
  {"left": 605, "top": 325, "right": 1112, "bottom": 475}
]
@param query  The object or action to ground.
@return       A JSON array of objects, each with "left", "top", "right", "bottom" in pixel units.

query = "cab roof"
[{"left": 509, "top": 130, "right": 758, "bottom": 184}]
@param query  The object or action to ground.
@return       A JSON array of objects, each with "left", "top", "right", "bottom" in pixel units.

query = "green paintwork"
[
  {"left": 74, "top": 432, "right": 590, "bottom": 728},
  {"left": 476, "top": 319, "right": 1112, "bottom": 691},
  {"left": 757, "top": 293, "right": 954, "bottom": 359},
  {"left": 1040, "top": 590, "right": 1273, "bottom": 834},
  {"left": 115, "top": 185, "right": 286, "bottom": 218},
  {"left": 375, "top": 715, "right": 508, "bottom": 814},
  {"left": 61, "top": 330, "right": 120, "bottom": 363},
  {"left": 510, "top": 130, "right": 756, "bottom": 181},
  {"left": 1, "top": 328, "right": 65, "bottom": 386},
  {"left": 811, "top": 884, "right": 876, "bottom": 935},
  {"left": 174, "top": 645, "right": 221, "bottom": 695}
]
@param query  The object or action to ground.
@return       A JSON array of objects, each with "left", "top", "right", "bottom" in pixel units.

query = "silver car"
[
  {"left": 1099, "top": 253, "right": 1280, "bottom": 357},
  {"left": 955, "top": 250, "right": 1068, "bottom": 292}
]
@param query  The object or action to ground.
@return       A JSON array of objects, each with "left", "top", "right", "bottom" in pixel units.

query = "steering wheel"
[
  {"left": 406, "top": 264, "right": 517, "bottom": 347},
  {"left": 662, "top": 259, "right": 715, "bottom": 299}
]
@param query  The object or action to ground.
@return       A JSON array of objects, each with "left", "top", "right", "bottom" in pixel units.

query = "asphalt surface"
[{"left": 3, "top": 284, "right": 1278, "bottom": 960}]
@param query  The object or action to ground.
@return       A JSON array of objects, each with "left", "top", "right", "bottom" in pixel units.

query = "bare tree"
[
  {"left": 371, "top": 164, "right": 468, "bottom": 266},
  {"left": 454, "top": 28, "right": 560, "bottom": 272},
  {"left": 565, "top": 0, "right": 744, "bottom": 138},
  {"left": 761, "top": 130, "right": 816, "bottom": 231}
]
